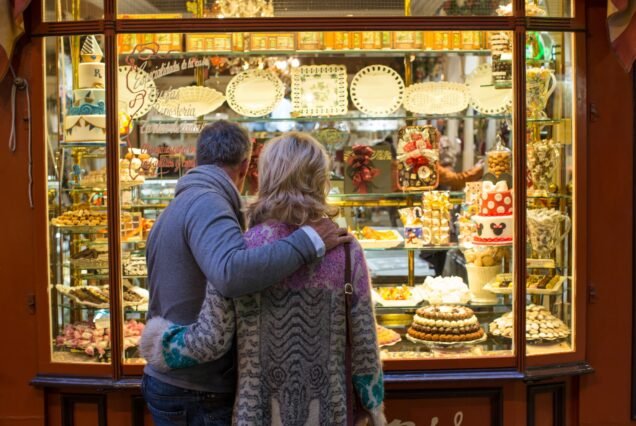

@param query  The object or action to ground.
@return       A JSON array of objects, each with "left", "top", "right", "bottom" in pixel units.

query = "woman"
[{"left": 141, "top": 132, "right": 385, "bottom": 425}]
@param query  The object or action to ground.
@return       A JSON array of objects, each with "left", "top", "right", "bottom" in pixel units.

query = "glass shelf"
[
  {"left": 139, "top": 113, "right": 512, "bottom": 124},
  {"left": 363, "top": 244, "right": 460, "bottom": 252},
  {"left": 121, "top": 49, "right": 493, "bottom": 59}
]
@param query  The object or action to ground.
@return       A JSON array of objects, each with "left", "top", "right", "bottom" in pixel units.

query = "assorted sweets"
[
  {"left": 489, "top": 304, "right": 570, "bottom": 343},
  {"left": 396, "top": 125, "right": 440, "bottom": 191},
  {"left": 377, "top": 285, "right": 412, "bottom": 301},
  {"left": 52, "top": 209, "right": 108, "bottom": 227},
  {"left": 55, "top": 319, "right": 145, "bottom": 359},
  {"left": 407, "top": 305, "right": 485, "bottom": 343}
]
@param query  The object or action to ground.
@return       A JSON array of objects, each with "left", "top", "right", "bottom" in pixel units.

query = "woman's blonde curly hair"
[{"left": 248, "top": 132, "right": 338, "bottom": 227}]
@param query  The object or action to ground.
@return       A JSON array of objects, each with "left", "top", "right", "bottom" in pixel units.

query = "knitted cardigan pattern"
[{"left": 140, "top": 221, "right": 384, "bottom": 425}]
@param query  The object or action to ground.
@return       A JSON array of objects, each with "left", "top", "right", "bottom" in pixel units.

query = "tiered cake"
[
  {"left": 64, "top": 36, "right": 106, "bottom": 143},
  {"left": 407, "top": 305, "right": 484, "bottom": 343},
  {"left": 472, "top": 180, "right": 513, "bottom": 245}
]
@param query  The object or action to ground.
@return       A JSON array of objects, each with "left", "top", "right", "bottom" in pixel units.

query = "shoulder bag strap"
[{"left": 344, "top": 243, "right": 355, "bottom": 426}]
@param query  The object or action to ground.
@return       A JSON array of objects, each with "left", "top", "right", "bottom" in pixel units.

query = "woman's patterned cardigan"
[{"left": 141, "top": 221, "right": 385, "bottom": 425}]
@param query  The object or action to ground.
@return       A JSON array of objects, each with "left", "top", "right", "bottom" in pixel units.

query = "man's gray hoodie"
[{"left": 143, "top": 165, "right": 318, "bottom": 393}]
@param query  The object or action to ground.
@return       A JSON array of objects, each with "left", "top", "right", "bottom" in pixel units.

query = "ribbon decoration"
[
  {"left": 347, "top": 145, "right": 380, "bottom": 194},
  {"left": 482, "top": 180, "right": 510, "bottom": 193}
]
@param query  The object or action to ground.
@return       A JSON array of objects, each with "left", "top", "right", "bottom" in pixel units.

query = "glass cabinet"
[{"left": 42, "top": 19, "right": 584, "bottom": 377}]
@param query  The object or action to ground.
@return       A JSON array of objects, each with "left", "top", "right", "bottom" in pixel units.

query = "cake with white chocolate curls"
[
  {"left": 407, "top": 305, "right": 484, "bottom": 343},
  {"left": 64, "top": 36, "right": 106, "bottom": 143},
  {"left": 472, "top": 180, "right": 513, "bottom": 246}
]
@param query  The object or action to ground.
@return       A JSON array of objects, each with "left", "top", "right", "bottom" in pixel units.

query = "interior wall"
[
  {"left": 579, "top": 0, "right": 635, "bottom": 425},
  {"left": 0, "top": 35, "right": 45, "bottom": 425}
]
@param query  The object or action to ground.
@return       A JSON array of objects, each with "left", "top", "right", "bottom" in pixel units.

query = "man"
[{"left": 141, "top": 121, "right": 349, "bottom": 425}]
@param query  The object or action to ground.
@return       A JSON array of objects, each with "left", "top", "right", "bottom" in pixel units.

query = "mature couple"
[{"left": 140, "top": 121, "right": 385, "bottom": 426}]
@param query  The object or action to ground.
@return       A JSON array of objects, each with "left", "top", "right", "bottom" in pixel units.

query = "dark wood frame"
[
  {"left": 526, "top": 382, "right": 566, "bottom": 426},
  {"left": 631, "top": 66, "right": 636, "bottom": 420},
  {"left": 385, "top": 387, "right": 504, "bottom": 426},
  {"left": 27, "top": 0, "right": 589, "bottom": 384},
  {"left": 60, "top": 393, "right": 108, "bottom": 426}
]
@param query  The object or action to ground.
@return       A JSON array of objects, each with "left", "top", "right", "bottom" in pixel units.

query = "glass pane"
[
  {"left": 525, "top": 32, "right": 575, "bottom": 356},
  {"left": 116, "top": 0, "right": 513, "bottom": 18},
  {"left": 118, "top": 30, "right": 516, "bottom": 365},
  {"left": 46, "top": 35, "right": 112, "bottom": 363},
  {"left": 44, "top": 0, "right": 103, "bottom": 22}
]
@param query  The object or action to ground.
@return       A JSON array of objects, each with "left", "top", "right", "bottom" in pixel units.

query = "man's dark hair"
[{"left": 196, "top": 120, "right": 251, "bottom": 166}]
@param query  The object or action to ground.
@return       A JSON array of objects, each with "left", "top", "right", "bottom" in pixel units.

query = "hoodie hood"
[{"left": 175, "top": 165, "right": 245, "bottom": 229}]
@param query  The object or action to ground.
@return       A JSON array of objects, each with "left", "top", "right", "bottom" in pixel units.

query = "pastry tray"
[
  {"left": 490, "top": 333, "right": 569, "bottom": 345},
  {"left": 405, "top": 333, "right": 487, "bottom": 347},
  {"left": 357, "top": 230, "right": 404, "bottom": 249},
  {"left": 372, "top": 286, "right": 426, "bottom": 308},
  {"left": 52, "top": 224, "right": 108, "bottom": 233},
  {"left": 378, "top": 337, "right": 402, "bottom": 348},
  {"left": 54, "top": 284, "right": 149, "bottom": 309},
  {"left": 483, "top": 275, "right": 566, "bottom": 295}
]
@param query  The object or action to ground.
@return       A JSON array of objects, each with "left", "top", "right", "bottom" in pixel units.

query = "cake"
[
  {"left": 407, "top": 305, "right": 484, "bottom": 343},
  {"left": 472, "top": 180, "right": 513, "bottom": 245},
  {"left": 64, "top": 36, "right": 106, "bottom": 143}
]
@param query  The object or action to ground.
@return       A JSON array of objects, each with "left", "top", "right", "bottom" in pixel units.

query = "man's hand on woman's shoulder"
[{"left": 308, "top": 218, "right": 353, "bottom": 251}]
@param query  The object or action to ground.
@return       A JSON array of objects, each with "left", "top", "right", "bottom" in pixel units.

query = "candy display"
[
  {"left": 64, "top": 36, "right": 106, "bottom": 143},
  {"left": 486, "top": 137, "right": 512, "bottom": 178},
  {"left": 472, "top": 180, "right": 514, "bottom": 245},
  {"left": 396, "top": 125, "right": 440, "bottom": 191},
  {"left": 489, "top": 304, "right": 570, "bottom": 343},
  {"left": 419, "top": 276, "right": 471, "bottom": 304},
  {"left": 421, "top": 191, "right": 451, "bottom": 245},
  {"left": 526, "top": 208, "right": 571, "bottom": 258},
  {"left": 528, "top": 139, "right": 559, "bottom": 194},
  {"left": 526, "top": 67, "right": 557, "bottom": 119},
  {"left": 407, "top": 305, "right": 484, "bottom": 343}
]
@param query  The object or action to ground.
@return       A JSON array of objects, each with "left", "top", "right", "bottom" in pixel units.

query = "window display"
[{"left": 44, "top": 28, "right": 578, "bottom": 369}]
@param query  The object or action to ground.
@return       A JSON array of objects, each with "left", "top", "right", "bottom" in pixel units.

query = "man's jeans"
[{"left": 141, "top": 374, "right": 233, "bottom": 426}]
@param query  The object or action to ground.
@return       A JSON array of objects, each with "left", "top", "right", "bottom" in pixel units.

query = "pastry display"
[
  {"left": 376, "top": 324, "right": 402, "bottom": 347},
  {"left": 464, "top": 246, "right": 507, "bottom": 304},
  {"left": 419, "top": 276, "right": 471, "bottom": 305},
  {"left": 70, "top": 247, "right": 109, "bottom": 269},
  {"left": 64, "top": 36, "right": 106, "bottom": 143},
  {"left": 353, "top": 226, "right": 403, "bottom": 249},
  {"left": 396, "top": 125, "right": 440, "bottom": 191},
  {"left": 407, "top": 305, "right": 485, "bottom": 343},
  {"left": 123, "top": 256, "right": 148, "bottom": 277},
  {"left": 55, "top": 319, "right": 145, "bottom": 358},
  {"left": 51, "top": 210, "right": 108, "bottom": 227},
  {"left": 377, "top": 285, "right": 411, "bottom": 301},
  {"left": 489, "top": 304, "right": 570, "bottom": 343},
  {"left": 55, "top": 284, "right": 148, "bottom": 308},
  {"left": 484, "top": 274, "right": 565, "bottom": 295},
  {"left": 472, "top": 180, "right": 514, "bottom": 246}
]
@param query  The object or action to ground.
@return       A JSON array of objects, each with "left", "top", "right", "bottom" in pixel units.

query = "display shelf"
[
  {"left": 121, "top": 49, "right": 493, "bottom": 59},
  {"left": 60, "top": 141, "right": 127, "bottom": 148},
  {"left": 139, "top": 113, "right": 512, "bottom": 124},
  {"left": 53, "top": 225, "right": 108, "bottom": 234}
]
